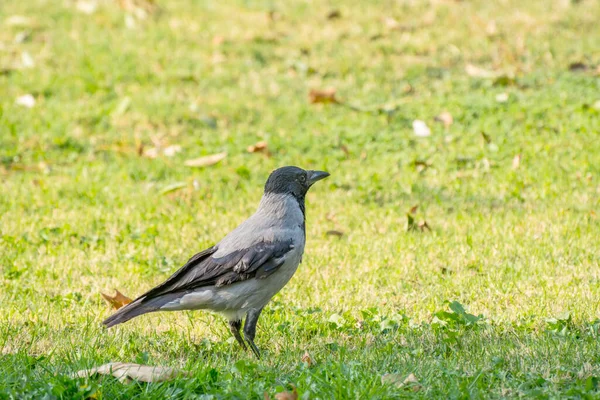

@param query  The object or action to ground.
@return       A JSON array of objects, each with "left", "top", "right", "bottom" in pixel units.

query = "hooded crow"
[{"left": 103, "top": 166, "right": 329, "bottom": 358}]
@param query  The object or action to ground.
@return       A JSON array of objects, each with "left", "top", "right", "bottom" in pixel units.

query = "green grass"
[{"left": 1, "top": 0, "right": 600, "bottom": 397}]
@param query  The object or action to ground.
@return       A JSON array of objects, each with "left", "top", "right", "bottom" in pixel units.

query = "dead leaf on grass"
[
  {"left": 465, "top": 63, "right": 498, "bottom": 78},
  {"left": 301, "top": 351, "right": 313, "bottom": 367},
  {"left": 326, "top": 230, "right": 344, "bottom": 238},
  {"left": 512, "top": 154, "right": 521, "bottom": 169},
  {"left": 309, "top": 88, "right": 339, "bottom": 104},
  {"left": 73, "top": 363, "right": 188, "bottom": 384},
  {"left": 412, "top": 120, "right": 431, "bottom": 137},
  {"left": 247, "top": 141, "right": 271, "bottom": 156},
  {"left": 184, "top": 152, "right": 227, "bottom": 168},
  {"left": 409, "top": 205, "right": 419, "bottom": 214},
  {"left": 568, "top": 62, "right": 589, "bottom": 72},
  {"left": 434, "top": 111, "right": 453, "bottom": 128},
  {"left": 16, "top": 94, "right": 35, "bottom": 108},
  {"left": 381, "top": 372, "right": 422, "bottom": 391},
  {"left": 274, "top": 385, "right": 298, "bottom": 400},
  {"left": 101, "top": 290, "right": 133, "bottom": 310},
  {"left": 326, "top": 9, "right": 341, "bottom": 19}
]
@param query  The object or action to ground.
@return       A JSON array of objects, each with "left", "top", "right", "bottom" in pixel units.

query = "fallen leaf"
[
  {"left": 465, "top": 63, "right": 497, "bottom": 78},
  {"left": 16, "top": 94, "right": 35, "bottom": 108},
  {"left": 412, "top": 120, "right": 431, "bottom": 137},
  {"left": 409, "top": 205, "right": 419, "bottom": 214},
  {"left": 340, "top": 144, "right": 349, "bottom": 157},
  {"left": 326, "top": 230, "right": 344, "bottom": 238},
  {"left": 301, "top": 351, "right": 313, "bottom": 367},
  {"left": 418, "top": 221, "right": 431, "bottom": 232},
  {"left": 72, "top": 363, "right": 188, "bottom": 384},
  {"left": 5, "top": 15, "right": 33, "bottom": 26},
  {"left": 512, "top": 154, "right": 521, "bottom": 169},
  {"left": 163, "top": 145, "right": 182, "bottom": 157},
  {"left": 184, "top": 152, "right": 227, "bottom": 168},
  {"left": 434, "top": 111, "right": 453, "bottom": 128},
  {"left": 496, "top": 92, "right": 509, "bottom": 103},
  {"left": 247, "top": 141, "right": 271, "bottom": 156},
  {"left": 381, "top": 372, "right": 422, "bottom": 391},
  {"left": 383, "top": 16, "right": 402, "bottom": 30},
  {"left": 326, "top": 9, "right": 341, "bottom": 19},
  {"left": 160, "top": 182, "right": 187, "bottom": 195},
  {"left": 309, "top": 88, "right": 339, "bottom": 104},
  {"left": 274, "top": 386, "right": 298, "bottom": 400},
  {"left": 101, "top": 290, "right": 133, "bottom": 310},
  {"left": 76, "top": 0, "right": 98, "bottom": 14},
  {"left": 212, "top": 35, "right": 225, "bottom": 46},
  {"left": 20, "top": 52, "right": 34, "bottom": 68},
  {"left": 569, "top": 62, "right": 588, "bottom": 72}
]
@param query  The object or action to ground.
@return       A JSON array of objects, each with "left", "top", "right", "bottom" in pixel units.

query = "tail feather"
[{"left": 103, "top": 293, "right": 180, "bottom": 328}]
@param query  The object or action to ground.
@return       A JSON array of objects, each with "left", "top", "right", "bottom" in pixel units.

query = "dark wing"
[{"left": 135, "top": 239, "right": 294, "bottom": 303}]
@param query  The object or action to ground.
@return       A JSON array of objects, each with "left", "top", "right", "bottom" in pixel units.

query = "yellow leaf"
[
  {"left": 184, "top": 152, "right": 227, "bottom": 168},
  {"left": 101, "top": 290, "right": 133, "bottom": 310},
  {"left": 72, "top": 363, "right": 189, "bottom": 384},
  {"left": 309, "top": 88, "right": 339, "bottom": 104}
]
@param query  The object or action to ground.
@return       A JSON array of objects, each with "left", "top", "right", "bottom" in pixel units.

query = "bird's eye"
[{"left": 299, "top": 174, "right": 307, "bottom": 183}]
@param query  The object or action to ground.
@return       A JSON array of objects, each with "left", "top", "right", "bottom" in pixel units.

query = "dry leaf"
[
  {"left": 73, "top": 363, "right": 188, "bottom": 384},
  {"left": 569, "top": 62, "right": 588, "bottom": 72},
  {"left": 496, "top": 93, "right": 509, "bottom": 103},
  {"left": 340, "top": 144, "right": 349, "bottom": 157},
  {"left": 326, "top": 9, "right": 341, "bottom": 19},
  {"left": 247, "top": 141, "right": 271, "bottom": 156},
  {"left": 5, "top": 15, "right": 33, "bottom": 26},
  {"left": 465, "top": 63, "right": 497, "bottom": 78},
  {"left": 76, "top": 0, "right": 98, "bottom": 14},
  {"left": 326, "top": 230, "right": 344, "bottom": 238},
  {"left": 274, "top": 386, "right": 298, "bottom": 400},
  {"left": 16, "top": 94, "right": 35, "bottom": 108},
  {"left": 382, "top": 372, "right": 422, "bottom": 391},
  {"left": 309, "top": 88, "right": 339, "bottom": 104},
  {"left": 412, "top": 120, "right": 431, "bottom": 137},
  {"left": 434, "top": 111, "right": 453, "bottom": 128},
  {"left": 512, "top": 154, "right": 521, "bottom": 169},
  {"left": 101, "top": 290, "right": 133, "bottom": 310},
  {"left": 301, "top": 351, "right": 313, "bottom": 367},
  {"left": 184, "top": 152, "right": 227, "bottom": 168},
  {"left": 409, "top": 205, "right": 419, "bottom": 214},
  {"left": 383, "top": 16, "right": 401, "bottom": 30}
]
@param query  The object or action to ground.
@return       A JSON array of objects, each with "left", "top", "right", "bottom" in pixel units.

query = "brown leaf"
[
  {"left": 326, "top": 230, "right": 344, "bottom": 238},
  {"left": 465, "top": 63, "right": 498, "bottom": 78},
  {"left": 340, "top": 144, "right": 350, "bottom": 157},
  {"left": 409, "top": 205, "right": 419, "bottom": 214},
  {"left": 301, "top": 351, "right": 313, "bottom": 367},
  {"left": 72, "top": 363, "right": 188, "bottom": 384},
  {"left": 381, "top": 373, "right": 422, "bottom": 391},
  {"left": 382, "top": 16, "right": 402, "bottom": 30},
  {"left": 569, "top": 62, "right": 588, "bottom": 72},
  {"left": 434, "top": 111, "right": 453, "bottom": 128},
  {"left": 247, "top": 141, "right": 271, "bottom": 156},
  {"left": 309, "top": 88, "right": 339, "bottom": 104},
  {"left": 184, "top": 152, "right": 227, "bottom": 168},
  {"left": 274, "top": 386, "right": 298, "bottom": 400},
  {"left": 101, "top": 290, "right": 133, "bottom": 310},
  {"left": 326, "top": 9, "right": 341, "bottom": 19},
  {"left": 512, "top": 154, "right": 521, "bottom": 169}
]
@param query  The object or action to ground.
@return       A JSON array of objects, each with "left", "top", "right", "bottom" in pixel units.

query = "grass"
[{"left": 1, "top": 0, "right": 600, "bottom": 397}]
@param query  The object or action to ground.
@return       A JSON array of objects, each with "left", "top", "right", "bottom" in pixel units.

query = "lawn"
[{"left": 1, "top": 0, "right": 600, "bottom": 398}]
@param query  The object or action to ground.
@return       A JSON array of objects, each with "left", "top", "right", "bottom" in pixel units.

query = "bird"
[{"left": 103, "top": 166, "right": 329, "bottom": 358}]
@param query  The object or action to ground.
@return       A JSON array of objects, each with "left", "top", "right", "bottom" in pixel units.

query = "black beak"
[{"left": 307, "top": 170, "right": 330, "bottom": 186}]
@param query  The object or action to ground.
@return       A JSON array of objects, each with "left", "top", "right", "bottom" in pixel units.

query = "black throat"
[{"left": 292, "top": 192, "right": 306, "bottom": 232}]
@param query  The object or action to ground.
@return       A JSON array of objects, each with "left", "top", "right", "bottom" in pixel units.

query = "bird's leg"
[
  {"left": 228, "top": 319, "right": 247, "bottom": 351},
  {"left": 243, "top": 307, "right": 264, "bottom": 359}
]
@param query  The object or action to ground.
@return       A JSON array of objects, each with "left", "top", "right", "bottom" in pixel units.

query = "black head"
[{"left": 264, "top": 166, "right": 329, "bottom": 198}]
